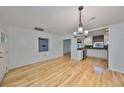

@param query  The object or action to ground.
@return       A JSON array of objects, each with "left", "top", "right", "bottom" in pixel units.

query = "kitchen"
[{"left": 71, "top": 27, "right": 109, "bottom": 61}]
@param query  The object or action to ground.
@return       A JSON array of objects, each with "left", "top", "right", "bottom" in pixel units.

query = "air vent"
[
  {"left": 89, "top": 16, "right": 96, "bottom": 21},
  {"left": 34, "top": 27, "right": 44, "bottom": 31}
]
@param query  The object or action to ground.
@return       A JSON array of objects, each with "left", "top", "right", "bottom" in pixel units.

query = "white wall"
[
  {"left": 0, "top": 24, "right": 9, "bottom": 70},
  {"left": 0, "top": 24, "right": 9, "bottom": 82},
  {"left": 0, "top": 24, "right": 8, "bottom": 32},
  {"left": 109, "top": 23, "right": 124, "bottom": 73},
  {"left": 8, "top": 26, "right": 63, "bottom": 69}
]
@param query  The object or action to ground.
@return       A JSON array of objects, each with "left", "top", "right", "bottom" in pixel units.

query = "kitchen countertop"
[
  {"left": 77, "top": 45, "right": 108, "bottom": 50},
  {"left": 77, "top": 48, "right": 107, "bottom": 50}
]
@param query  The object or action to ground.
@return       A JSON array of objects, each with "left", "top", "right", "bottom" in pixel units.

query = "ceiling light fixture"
[{"left": 74, "top": 6, "right": 88, "bottom": 38}]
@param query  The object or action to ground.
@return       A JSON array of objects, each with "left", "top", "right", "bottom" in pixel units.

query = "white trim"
[
  {"left": 109, "top": 67, "right": 124, "bottom": 74},
  {"left": 88, "top": 26, "right": 109, "bottom": 32}
]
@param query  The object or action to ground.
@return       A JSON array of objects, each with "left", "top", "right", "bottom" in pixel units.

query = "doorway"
[{"left": 63, "top": 39, "right": 71, "bottom": 58}]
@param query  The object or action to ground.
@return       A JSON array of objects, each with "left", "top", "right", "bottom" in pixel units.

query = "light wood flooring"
[{"left": 1, "top": 56, "right": 124, "bottom": 87}]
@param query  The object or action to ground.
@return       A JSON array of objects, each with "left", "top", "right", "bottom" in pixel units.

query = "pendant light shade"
[
  {"left": 78, "top": 26, "right": 83, "bottom": 33},
  {"left": 78, "top": 24, "right": 83, "bottom": 33}
]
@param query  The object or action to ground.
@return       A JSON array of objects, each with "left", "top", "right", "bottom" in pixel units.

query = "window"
[{"left": 38, "top": 38, "right": 49, "bottom": 52}]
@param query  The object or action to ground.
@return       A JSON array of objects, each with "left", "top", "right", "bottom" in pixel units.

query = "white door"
[{"left": 0, "top": 29, "right": 8, "bottom": 82}]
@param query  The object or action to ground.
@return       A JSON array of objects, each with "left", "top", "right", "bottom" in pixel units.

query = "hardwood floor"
[{"left": 1, "top": 57, "right": 124, "bottom": 87}]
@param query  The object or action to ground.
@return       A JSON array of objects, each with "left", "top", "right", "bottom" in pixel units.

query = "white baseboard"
[{"left": 109, "top": 67, "right": 124, "bottom": 74}]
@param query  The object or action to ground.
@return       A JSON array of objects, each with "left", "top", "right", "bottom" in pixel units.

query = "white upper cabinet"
[
  {"left": 84, "top": 36, "right": 92, "bottom": 45},
  {"left": 84, "top": 28, "right": 109, "bottom": 46},
  {"left": 104, "top": 31, "right": 109, "bottom": 45}
]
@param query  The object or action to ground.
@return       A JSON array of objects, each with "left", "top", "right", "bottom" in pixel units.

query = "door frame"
[{"left": 63, "top": 39, "right": 71, "bottom": 57}]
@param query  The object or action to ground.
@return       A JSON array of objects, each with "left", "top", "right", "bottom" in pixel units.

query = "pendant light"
[
  {"left": 78, "top": 6, "right": 84, "bottom": 34},
  {"left": 74, "top": 6, "right": 88, "bottom": 38}
]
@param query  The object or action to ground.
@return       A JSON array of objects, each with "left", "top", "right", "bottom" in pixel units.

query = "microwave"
[{"left": 93, "top": 42, "right": 104, "bottom": 48}]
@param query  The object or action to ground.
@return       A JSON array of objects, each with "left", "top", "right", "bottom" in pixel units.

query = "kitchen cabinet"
[
  {"left": 93, "top": 35, "right": 104, "bottom": 42},
  {"left": 87, "top": 49, "right": 107, "bottom": 59},
  {"left": 102, "top": 50, "right": 107, "bottom": 59},
  {"left": 71, "top": 49, "right": 83, "bottom": 61},
  {"left": 84, "top": 29, "right": 109, "bottom": 46},
  {"left": 84, "top": 36, "right": 92, "bottom": 45},
  {"left": 104, "top": 31, "right": 109, "bottom": 45},
  {"left": 76, "top": 50, "right": 83, "bottom": 61}
]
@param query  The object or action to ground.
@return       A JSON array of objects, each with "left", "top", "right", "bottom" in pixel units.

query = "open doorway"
[{"left": 63, "top": 39, "right": 71, "bottom": 58}]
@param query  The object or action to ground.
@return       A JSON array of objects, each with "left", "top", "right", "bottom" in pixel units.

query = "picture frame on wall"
[{"left": 38, "top": 38, "right": 49, "bottom": 52}]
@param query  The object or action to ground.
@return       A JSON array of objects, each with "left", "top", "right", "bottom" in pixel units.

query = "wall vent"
[{"left": 34, "top": 27, "right": 44, "bottom": 31}]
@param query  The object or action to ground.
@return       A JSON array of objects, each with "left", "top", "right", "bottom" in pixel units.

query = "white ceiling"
[{"left": 0, "top": 6, "right": 124, "bottom": 35}]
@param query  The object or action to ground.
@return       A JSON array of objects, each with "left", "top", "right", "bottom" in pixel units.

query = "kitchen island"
[{"left": 76, "top": 47, "right": 108, "bottom": 60}]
